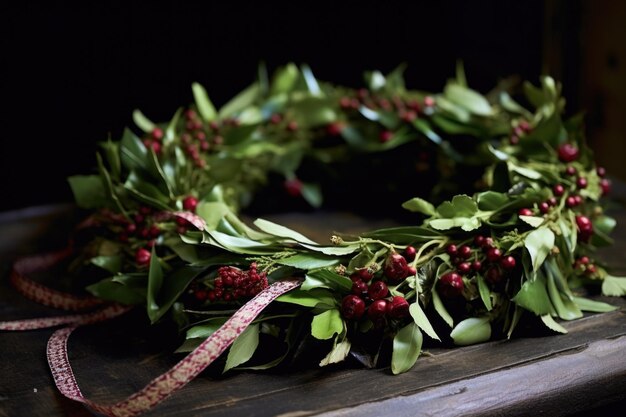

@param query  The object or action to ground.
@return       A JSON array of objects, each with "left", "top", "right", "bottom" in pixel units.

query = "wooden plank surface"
[{"left": 0, "top": 204, "right": 625, "bottom": 417}]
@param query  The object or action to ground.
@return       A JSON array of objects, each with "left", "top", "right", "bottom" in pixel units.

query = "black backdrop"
[{"left": 1, "top": 0, "right": 546, "bottom": 211}]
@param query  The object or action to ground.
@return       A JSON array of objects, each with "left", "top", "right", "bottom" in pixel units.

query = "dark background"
[{"left": 1, "top": 0, "right": 624, "bottom": 211}]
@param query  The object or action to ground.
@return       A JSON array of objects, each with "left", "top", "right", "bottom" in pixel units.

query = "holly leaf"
[
  {"left": 310, "top": 309, "right": 344, "bottom": 340},
  {"left": 450, "top": 317, "right": 491, "bottom": 346},
  {"left": 524, "top": 227, "right": 555, "bottom": 272},
  {"left": 602, "top": 275, "right": 626, "bottom": 296},
  {"left": 391, "top": 322, "right": 423, "bottom": 374},
  {"left": 224, "top": 323, "right": 260, "bottom": 372},
  {"left": 192, "top": 82, "right": 217, "bottom": 121}
]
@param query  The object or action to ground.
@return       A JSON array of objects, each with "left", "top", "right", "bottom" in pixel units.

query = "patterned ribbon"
[
  {"left": 47, "top": 279, "right": 301, "bottom": 417},
  {"left": 2, "top": 247, "right": 302, "bottom": 416}
]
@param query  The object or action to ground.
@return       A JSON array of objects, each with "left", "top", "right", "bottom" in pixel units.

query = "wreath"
[{"left": 32, "top": 64, "right": 626, "bottom": 379}]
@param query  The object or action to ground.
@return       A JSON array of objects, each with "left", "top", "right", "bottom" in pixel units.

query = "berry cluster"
[
  {"left": 508, "top": 119, "right": 532, "bottom": 145},
  {"left": 338, "top": 89, "right": 435, "bottom": 143},
  {"left": 195, "top": 263, "right": 268, "bottom": 302},
  {"left": 142, "top": 127, "right": 164, "bottom": 154},
  {"left": 341, "top": 248, "right": 417, "bottom": 324},
  {"left": 573, "top": 256, "right": 598, "bottom": 277},
  {"left": 438, "top": 236, "right": 517, "bottom": 298}
]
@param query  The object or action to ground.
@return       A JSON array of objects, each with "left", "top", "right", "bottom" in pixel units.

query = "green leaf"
[
  {"left": 391, "top": 322, "right": 423, "bottom": 374},
  {"left": 524, "top": 227, "right": 555, "bottom": 272},
  {"left": 146, "top": 248, "right": 164, "bottom": 323},
  {"left": 132, "top": 109, "right": 155, "bottom": 133},
  {"left": 319, "top": 338, "right": 351, "bottom": 366},
  {"left": 512, "top": 275, "right": 554, "bottom": 316},
  {"left": 306, "top": 269, "right": 352, "bottom": 292},
  {"left": 185, "top": 318, "right": 229, "bottom": 340},
  {"left": 310, "top": 309, "right": 343, "bottom": 340},
  {"left": 602, "top": 275, "right": 626, "bottom": 296},
  {"left": 409, "top": 302, "right": 440, "bottom": 341},
  {"left": 301, "top": 182, "right": 323, "bottom": 208},
  {"left": 86, "top": 277, "right": 145, "bottom": 305},
  {"left": 432, "top": 288, "right": 453, "bottom": 327},
  {"left": 499, "top": 92, "right": 532, "bottom": 118},
  {"left": 191, "top": 82, "right": 217, "bottom": 122},
  {"left": 450, "top": 317, "right": 491, "bottom": 346},
  {"left": 224, "top": 323, "right": 260, "bottom": 372},
  {"left": 99, "top": 139, "right": 121, "bottom": 180},
  {"left": 519, "top": 215, "right": 545, "bottom": 228},
  {"left": 270, "top": 63, "right": 299, "bottom": 95},
  {"left": 572, "top": 297, "right": 617, "bottom": 313},
  {"left": 540, "top": 315, "right": 567, "bottom": 334},
  {"left": 90, "top": 255, "right": 122, "bottom": 274},
  {"left": 476, "top": 191, "right": 508, "bottom": 211},
  {"left": 546, "top": 271, "right": 582, "bottom": 320},
  {"left": 68, "top": 175, "right": 107, "bottom": 209},
  {"left": 278, "top": 253, "right": 339, "bottom": 270},
  {"left": 300, "top": 243, "right": 359, "bottom": 256},
  {"left": 437, "top": 194, "right": 478, "bottom": 218},
  {"left": 430, "top": 216, "right": 481, "bottom": 232},
  {"left": 120, "top": 128, "right": 150, "bottom": 172},
  {"left": 476, "top": 274, "right": 493, "bottom": 311},
  {"left": 150, "top": 265, "right": 204, "bottom": 324},
  {"left": 219, "top": 83, "right": 260, "bottom": 119},
  {"left": 253, "top": 218, "right": 318, "bottom": 244},
  {"left": 444, "top": 83, "right": 492, "bottom": 116},
  {"left": 402, "top": 197, "right": 436, "bottom": 216},
  {"left": 509, "top": 164, "right": 542, "bottom": 180},
  {"left": 276, "top": 289, "right": 336, "bottom": 308},
  {"left": 301, "top": 64, "right": 322, "bottom": 96}
]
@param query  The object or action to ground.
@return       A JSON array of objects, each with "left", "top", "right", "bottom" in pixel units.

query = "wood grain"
[{"left": 1, "top": 204, "right": 625, "bottom": 417}]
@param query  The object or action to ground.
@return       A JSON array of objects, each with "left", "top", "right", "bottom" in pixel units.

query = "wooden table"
[{"left": 1, "top": 204, "right": 625, "bottom": 417}]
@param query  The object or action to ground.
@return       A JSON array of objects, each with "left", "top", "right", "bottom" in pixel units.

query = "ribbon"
[
  {"left": 47, "top": 279, "right": 301, "bottom": 417},
  {"left": 2, "top": 247, "right": 302, "bottom": 416}
]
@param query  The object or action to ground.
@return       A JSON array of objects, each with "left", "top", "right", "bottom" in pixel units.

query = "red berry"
[
  {"left": 547, "top": 197, "right": 558, "bottom": 207},
  {"left": 586, "top": 264, "right": 597, "bottom": 275},
  {"left": 284, "top": 178, "right": 303, "bottom": 197},
  {"left": 400, "top": 110, "right": 417, "bottom": 123},
  {"left": 565, "top": 166, "right": 577, "bottom": 176},
  {"left": 286, "top": 121, "right": 298, "bottom": 131},
  {"left": 125, "top": 223, "right": 137, "bottom": 234},
  {"left": 368, "top": 299, "right": 388, "bottom": 320},
  {"left": 135, "top": 248, "right": 151, "bottom": 266},
  {"left": 438, "top": 272, "right": 464, "bottom": 298},
  {"left": 576, "top": 215, "right": 593, "bottom": 242},
  {"left": 270, "top": 113, "right": 282, "bottom": 124},
  {"left": 352, "top": 279, "right": 369, "bottom": 296},
  {"left": 175, "top": 217, "right": 188, "bottom": 227},
  {"left": 152, "top": 127, "right": 164, "bottom": 140},
  {"left": 386, "top": 296, "right": 410, "bottom": 319},
  {"left": 500, "top": 256, "right": 516, "bottom": 270},
  {"left": 473, "top": 235, "right": 485, "bottom": 247},
  {"left": 184, "top": 109, "right": 196, "bottom": 120},
  {"left": 539, "top": 202, "right": 550, "bottom": 214},
  {"left": 574, "top": 195, "right": 583, "bottom": 205},
  {"left": 509, "top": 135, "right": 520, "bottom": 145},
  {"left": 341, "top": 295, "right": 365, "bottom": 320},
  {"left": 384, "top": 253, "right": 409, "bottom": 282},
  {"left": 566, "top": 196, "right": 578, "bottom": 208},
  {"left": 404, "top": 246, "right": 417, "bottom": 262},
  {"left": 472, "top": 260, "right": 482, "bottom": 272},
  {"left": 149, "top": 225, "right": 160, "bottom": 238},
  {"left": 149, "top": 141, "right": 162, "bottom": 154},
  {"left": 446, "top": 244, "right": 458, "bottom": 256},
  {"left": 183, "top": 196, "right": 198, "bottom": 212},
  {"left": 326, "top": 122, "right": 344, "bottom": 136},
  {"left": 576, "top": 177, "right": 588, "bottom": 189},
  {"left": 209, "top": 121, "right": 220, "bottom": 131},
  {"left": 596, "top": 166, "right": 606, "bottom": 177},
  {"left": 482, "top": 237, "right": 494, "bottom": 250},
  {"left": 458, "top": 245, "right": 472, "bottom": 259},
  {"left": 379, "top": 130, "right": 393, "bottom": 143},
  {"left": 486, "top": 248, "right": 502, "bottom": 263},
  {"left": 558, "top": 143, "right": 579, "bottom": 162},
  {"left": 424, "top": 96, "right": 435, "bottom": 107},
  {"left": 339, "top": 97, "right": 351, "bottom": 109},
  {"left": 356, "top": 268, "right": 374, "bottom": 282},
  {"left": 518, "top": 208, "right": 534, "bottom": 216},
  {"left": 579, "top": 256, "right": 590, "bottom": 265},
  {"left": 600, "top": 178, "right": 611, "bottom": 195},
  {"left": 553, "top": 184, "right": 565, "bottom": 196},
  {"left": 457, "top": 262, "right": 471, "bottom": 275},
  {"left": 368, "top": 280, "right": 389, "bottom": 300},
  {"left": 485, "top": 266, "right": 502, "bottom": 284},
  {"left": 194, "top": 289, "right": 208, "bottom": 301},
  {"left": 407, "top": 266, "right": 417, "bottom": 276}
]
